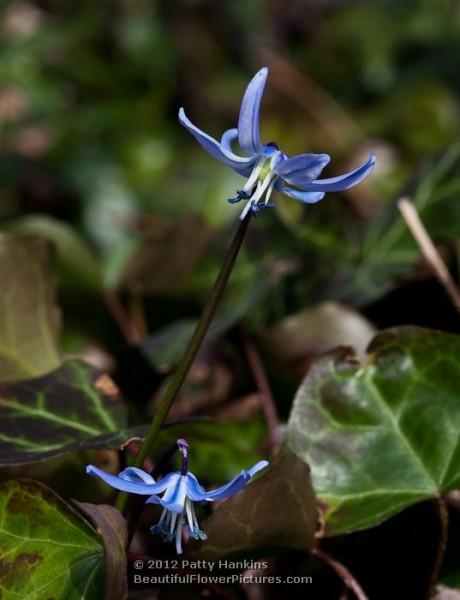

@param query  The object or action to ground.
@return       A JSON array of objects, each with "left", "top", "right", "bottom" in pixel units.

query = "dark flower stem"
[{"left": 115, "top": 213, "right": 251, "bottom": 513}]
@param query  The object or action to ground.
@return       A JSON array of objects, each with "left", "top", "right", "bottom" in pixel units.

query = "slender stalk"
[
  {"left": 242, "top": 334, "right": 281, "bottom": 454},
  {"left": 428, "top": 496, "right": 449, "bottom": 598},
  {"left": 115, "top": 214, "right": 251, "bottom": 513},
  {"left": 312, "top": 548, "right": 368, "bottom": 600}
]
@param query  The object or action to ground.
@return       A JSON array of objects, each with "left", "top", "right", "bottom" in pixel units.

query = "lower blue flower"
[{"left": 86, "top": 459, "right": 268, "bottom": 554}]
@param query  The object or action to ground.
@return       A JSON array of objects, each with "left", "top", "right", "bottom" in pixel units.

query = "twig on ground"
[
  {"left": 429, "top": 496, "right": 449, "bottom": 599},
  {"left": 398, "top": 197, "right": 460, "bottom": 312},
  {"left": 104, "top": 292, "right": 142, "bottom": 344},
  {"left": 242, "top": 335, "right": 281, "bottom": 455},
  {"left": 312, "top": 548, "right": 369, "bottom": 600}
]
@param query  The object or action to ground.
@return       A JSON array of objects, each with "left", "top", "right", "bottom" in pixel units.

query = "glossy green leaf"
[
  {"left": 189, "top": 451, "right": 317, "bottom": 559},
  {"left": 0, "top": 235, "right": 61, "bottom": 382},
  {"left": 0, "top": 360, "right": 128, "bottom": 466},
  {"left": 286, "top": 326, "right": 460, "bottom": 536},
  {"left": 0, "top": 480, "right": 127, "bottom": 599}
]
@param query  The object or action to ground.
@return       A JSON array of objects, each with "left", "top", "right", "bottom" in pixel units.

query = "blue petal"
[
  {"left": 238, "top": 67, "right": 268, "bottom": 154},
  {"left": 145, "top": 474, "right": 187, "bottom": 513},
  {"left": 178, "top": 108, "right": 257, "bottom": 176},
  {"left": 275, "top": 153, "right": 330, "bottom": 186},
  {"left": 278, "top": 182, "right": 325, "bottom": 204},
  {"left": 184, "top": 473, "right": 208, "bottom": 502},
  {"left": 119, "top": 467, "right": 156, "bottom": 484},
  {"left": 186, "top": 460, "right": 269, "bottom": 502},
  {"left": 86, "top": 465, "right": 177, "bottom": 495},
  {"left": 298, "top": 153, "right": 376, "bottom": 192},
  {"left": 221, "top": 128, "right": 239, "bottom": 151}
]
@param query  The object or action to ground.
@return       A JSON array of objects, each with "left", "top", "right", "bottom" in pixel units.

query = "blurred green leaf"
[
  {"left": 157, "top": 419, "right": 267, "bottom": 483},
  {"left": 189, "top": 451, "right": 316, "bottom": 559},
  {"left": 0, "top": 360, "right": 128, "bottom": 466},
  {"left": 0, "top": 480, "right": 127, "bottom": 599},
  {"left": 286, "top": 326, "right": 460, "bottom": 536},
  {"left": 0, "top": 234, "right": 61, "bottom": 382},
  {"left": 338, "top": 143, "right": 460, "bottom": 305},
  {"left": 143, "top": 264, "right": 280, "bottom": 371},
  {"left": 7, "top": 215, "right": 102, "bottom": 293}
]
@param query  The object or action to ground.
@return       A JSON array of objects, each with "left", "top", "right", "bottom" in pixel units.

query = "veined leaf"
[
  {"left": 0, "top": 360, "right": 128, "bottom": 466},
  {"left": 0, "top": 235, "right": 61, "bottom": 382},
  {"left": 0, "top": 480, "right": 126, "bottom": 599},
  {"left": 286, "top": 326, "right": 460, "bottom": 536},
  {"left": 189, "top": 451, "right": 317, "bottom": 559}
]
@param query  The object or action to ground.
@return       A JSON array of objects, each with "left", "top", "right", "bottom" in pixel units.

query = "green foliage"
[
  {"left": 0, "top": 360, "right": 128, "bottom": 466},
  {"left": 0, "top": 480, "right": 127, "bottom": 599},
  {"left": 287, "top": 327, "right": 460, "bottom": 536},
  {"left": 0, "top": 235, "right": 61, "bottom": 382}
]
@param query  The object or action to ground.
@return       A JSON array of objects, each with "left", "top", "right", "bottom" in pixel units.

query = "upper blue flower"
[
  {"left": 179, "top": 67, "right": 376, "bottom": 219},
  {"left": 86, "top": 442, "right": 268, "bottom": 554}
]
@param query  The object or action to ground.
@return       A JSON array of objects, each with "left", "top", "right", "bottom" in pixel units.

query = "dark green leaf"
[
  {"left": 0, "top": 360, "right": 128, "bottom": 466},
  {"left": 189, "top": 451, "right": 317, "bottom": 559},
  {"left": 286, "top": 326, "right": 460, "bottom": 536},
  {"left": 0, "top": 480, "right": 127, "bottom": 599},
  {"left": 0, "top": 234, "right": 61, "bottom": 382}
]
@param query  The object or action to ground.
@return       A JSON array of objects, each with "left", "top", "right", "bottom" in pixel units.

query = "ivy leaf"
[
  {"left": 189, "top": 451, "right": 317, "bottom": 559},
  {"left": 286, "top": 326, "right": 460, "bottom": 536},
  {"left": 0, "top": 234, "right": 61, "bottom": 382},
  {"left": 0, "top": 480, "right": 127, "bottom": 599},
  {"left": 0, "top": 360, "right": 128, "bottom": 466}
]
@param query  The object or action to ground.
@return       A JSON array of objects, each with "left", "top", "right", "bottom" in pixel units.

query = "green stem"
[{"left": 115, "top": 213, "right": 251, "bottom": 513}]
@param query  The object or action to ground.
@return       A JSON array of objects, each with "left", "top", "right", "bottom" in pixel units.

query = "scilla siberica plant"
[
  {"left": 179, "top": 67, "right": 376, "bottom": 219},
  {"left": 87, "top": 67, "right": 375, "bottom": 557}
]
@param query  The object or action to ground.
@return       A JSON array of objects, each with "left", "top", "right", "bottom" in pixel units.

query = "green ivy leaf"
[
  {"left": 0, "top": 235, "right": 61, "bottom": 382},
  {"left": 0, "top": 360, "right": 128, "bottom": 466},
  {"left": 189, "top": 451, "right": 317, "bottom": 559},
  {"left": 286, "top": 326, "right": 460, "bottom": 536},
  {"left": 0, "top": 480, "right": 127, "bottom": 599}
]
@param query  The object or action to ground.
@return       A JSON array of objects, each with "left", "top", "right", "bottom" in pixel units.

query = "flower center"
[
  {"left": 228, "top": 151, "right": 281, "bottom": 219},
  {"left": 150, "top": 498, "right": 207, "bottom": 554}
]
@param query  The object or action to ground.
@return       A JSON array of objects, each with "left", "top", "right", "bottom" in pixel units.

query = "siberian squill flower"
[
  {"left": 86, "top": 439, "right": 268, "bottom": 554},
  {"left": 179, "top": 67, "right": 375, "bottom": 219}
]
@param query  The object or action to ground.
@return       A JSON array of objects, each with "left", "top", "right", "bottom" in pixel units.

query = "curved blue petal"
[
  {"left": 184, "top": 473, "right": 208, "bottom": 502},
  {"left": 145, "top": 474, "right": 187, "bottom": 513},
  {"left": 275, "top": 153, "right": 330, "bottom": 186},
  {"left": 178, "top": 108, "right": 257, "bottom": 176},
  {"left": 278, "top": 183, "right": 325, "bottom": 204},
  {"left": 238, "top": 67, "right": 268, "bottom": 154},
  {"left": 298, "top": 153, "right": 376, "bottom": 192},
  {"left": 247, "top": 460, "right": 270, "bottom": 477},
  {"left": 119, "top": 467, "right": 156, "bottom": 484},
  {"left": 221, "top": 128, "right": 239, "bottom": 151},
  {"left": 186, "top": 460, "right": 269, "bottom": 502},
  {"left": 86, "top": 465, "right": 177, "bottom": 495}
]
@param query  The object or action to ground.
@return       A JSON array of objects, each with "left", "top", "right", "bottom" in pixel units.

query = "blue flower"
[
  {"left": 179, "top": 67, "right": 376, "bottom": 219},
  {"left": 86, "top": 445, "right": 268, "bottom": 554}
]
